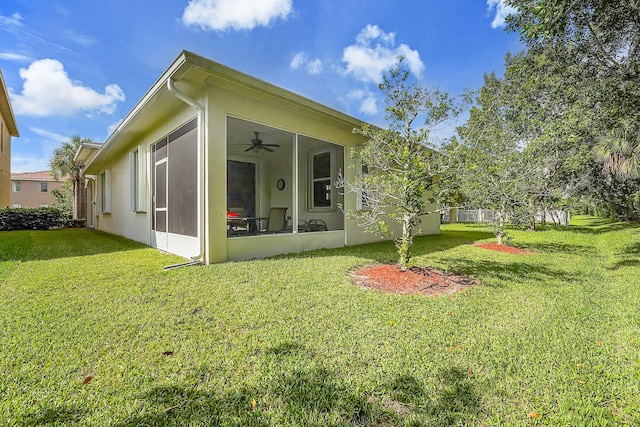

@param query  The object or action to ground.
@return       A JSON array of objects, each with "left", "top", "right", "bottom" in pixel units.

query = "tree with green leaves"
[
  {"left": 52, "top": 180, "right": 73, "bottom": 219},
  {"left": 457, "top": 71, "right": 537, "bottom": 243},
  {"left": 337, "top": 59, "right": 462, "bottom": 270},
  {"left": 508, "top": 0, "right": 640, "bottom": 177},
  {"left": 503, "top": 1, "right": 640, "bottom": 219},
  {"left": 49, "top": 136, "right": 95, "bottom": 219}
]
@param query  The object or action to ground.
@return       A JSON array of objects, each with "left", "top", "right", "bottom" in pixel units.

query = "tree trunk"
[
  {"left": 527, "top": 199, "right": 536, "bottom": 231},
  {"left": 496, "top": 209, "right": 505, "bottom": 245},
  {"left": 398, "top": 214, "right": 414, "bottom": 271},
  {"left": 72, "top": 179, "right": 79, "bottom": 220}
]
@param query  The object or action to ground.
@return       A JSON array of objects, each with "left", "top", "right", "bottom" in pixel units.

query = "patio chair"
[{"left": 259, "top": 207, "right": 288, "bottom": 234}]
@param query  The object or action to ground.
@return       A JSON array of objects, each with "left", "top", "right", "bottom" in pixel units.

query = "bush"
[
  {"left": 65, "top": 219, "right": 87, "bottom": 228},
  {"left": 0, "top": 207, "right": 66, "bottom": 231}
]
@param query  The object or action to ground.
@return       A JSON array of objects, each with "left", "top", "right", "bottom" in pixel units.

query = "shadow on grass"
[
  {"left": 516, "top": 241, "right": 597, "bottom": 256},
  {"left": 115, "top": 367, "right": 374, "bottom": 426},
  {"left": 115, "top": 343, "right": 482, "bottom": 426},
  {"left": 285, "top": 229, "right": 495, "bottom": 265},
  {"left": 611, "top": 241, "right": 640, "bottom": 269},
  {"left": 0, "top": 229, "right": 148, "bottom": 262},
  {"left": 568, "top": 221, "right": 640, "bottom": 235},
  {"left": 442, "top": 258, "right": 584, "bottom": 287},
  {"left": 21, "top": 405, "right": 89, "bottom": 426},
  {"left": 385, "top": 368, "right": 480, "bottom": 426}
]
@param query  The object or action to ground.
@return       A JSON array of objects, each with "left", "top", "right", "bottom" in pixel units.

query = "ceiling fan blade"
[
  {"left": 244, "top": 146, "right": 254, "bottom": 152},
  {"left": 263, "top": 144, "right": 280, "bottom": 147},
  {"left": 262, "top": 146, "right": 274, "bottom": 152}
]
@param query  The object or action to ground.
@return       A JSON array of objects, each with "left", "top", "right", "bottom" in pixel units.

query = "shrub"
[
  {"left": 0, "top": 207, "right": 66, "bottom": 231},
  {"left": 65, "top": 219, "right": 87, "bottom": 228}
]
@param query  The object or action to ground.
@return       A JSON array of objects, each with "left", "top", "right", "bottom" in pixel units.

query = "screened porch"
[{"left": 226, "top": 117, "right": 345, "bottom": 238}]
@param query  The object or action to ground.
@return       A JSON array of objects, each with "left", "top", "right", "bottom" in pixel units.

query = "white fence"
[{"left": 442, "top": 208, "right": 571, "bottom": 226}]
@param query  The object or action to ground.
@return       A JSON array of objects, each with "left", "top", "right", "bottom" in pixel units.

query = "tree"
[
  {"left": 505, "top": 0, "right": 640, "bottom": 216},
  {"left": 52, "top": 180, "right": 73, "bottom": 219},
  {"left": 50, "top": 136, "right": 95, "bottom": 219},
  {"left": 457, "top": 72, "right": 537, "bottom": 243},
  {"left": 337, "top": 59, "right": 462, "bottom": 270}
]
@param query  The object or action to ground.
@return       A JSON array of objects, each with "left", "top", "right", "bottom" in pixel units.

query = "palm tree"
[{"left": 49, "top": 136, "right": 96, "bottom": 219}]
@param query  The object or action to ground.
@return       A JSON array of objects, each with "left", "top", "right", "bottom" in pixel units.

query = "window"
[
  {"left": 11, "top": 204, "right": 20, "bottom": 208},
  {"left": 309, "top": 151, "right": 333, "bottom": 210},
  {"left": 40, "top": 182, "right": 48, "bottom": 192},
  {"left": 130, "top": 146, "right": 147, "bottom": 212},
  {"left": 39, "top": 204, "right": 48, "bottom": 208},
  {"left": 11, "top": 181, "right": 20, "bottom": 192},
  {"left": 99, "top": 170, "right": 111, "bottom": 213}
]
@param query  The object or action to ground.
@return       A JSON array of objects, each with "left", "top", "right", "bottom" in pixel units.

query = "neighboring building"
[
  {"left": 77, "top": 51, "right": 440, "bottom": 264},
  {"left": 10, "top": 171, "right": 65, "bottom": 208},
  {"left": 0, "top": 68, "right": 20, "bottom": 208}
]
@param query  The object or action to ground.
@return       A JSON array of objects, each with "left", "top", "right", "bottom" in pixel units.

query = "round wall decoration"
[{"left": 277, "top": 178, "right": 285, "bottom": 190}]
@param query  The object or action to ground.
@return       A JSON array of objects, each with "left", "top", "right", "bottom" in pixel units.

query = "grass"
[{"left": 0, "top": 217, "right": 638, "bottom": 426}]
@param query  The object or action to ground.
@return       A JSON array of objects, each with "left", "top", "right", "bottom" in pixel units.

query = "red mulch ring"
[
  {"left": 351, "top": 264, "right": 478, "bottom": 296},
  {"left": 474, "top": 243, "right": 534, "bottom": 254}
]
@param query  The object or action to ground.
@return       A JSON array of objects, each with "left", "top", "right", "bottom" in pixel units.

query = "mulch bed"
[
  {"left": 474, "top": 243, "right": 534, "bottom": 254},
  {"left": 351, "top": 264, "right": 477, "bottom": 296},
  {"left": 351, "top": 243, "right": 535, "bottom": 296}
]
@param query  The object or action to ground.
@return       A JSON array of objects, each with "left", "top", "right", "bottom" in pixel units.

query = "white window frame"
[
  {"left": 11, "top": 203, "right": 20, "bottom": 208},
  {"left": 40, "top": 182, "right": 48, "bottom": 193},
  {"left": 99, "top": 170, "right": 112, "bottom": 214},
  {"left": 11, "top": 181, "right": 20, "bottom": 192},
  {"left": 130, "top": 145, "right": 147, "bottom": 212},
  {"left": 307, "top": 148, "right": 335, "bottom": 212}
]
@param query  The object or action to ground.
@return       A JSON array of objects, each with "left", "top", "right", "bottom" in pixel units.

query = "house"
[
  {"left": 77, "top": 51, "right": 439, "bottom": 264},
  {"left": 10, "top": 171, "right": 65, "bottom": 208},
  {"left": 0, "top": 68, "right": 20, "bottom": 208},
  {"left": 74, "top": 141, "right": 103, "bottom": 226}
]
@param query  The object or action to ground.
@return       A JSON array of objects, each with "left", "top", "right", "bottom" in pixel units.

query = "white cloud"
[
  {"left": 487, "top": 0, "right": 517, "bottom": 29},
  {"left": 182, "top": 0, "right": 292, "bottom": 31},
  {"left": 289, "top": 52, "right": 323, "bottom": 75},
  {"left": 30, "top": 127, "right": 69, "bottom": 143},
  {"left": 10, "top": 59, "right": 125, "bottom": 117},
  {"left": 11, "top": 154, "right": 50, "bottom": 173},
  {"left": 0, "top": 52, "right": 31, "bottom": 62},
  {"left": 359, "top": 96, "right": 378, "bottom": 115},
  {"left": 306, "top": 58, "right": 322, "bottom": 75},
  {"left": 341, "top": 24, "right": 424, "bottom": 84},
  {"left": 10, "top": 127, "right": 70, "bottom": 173},
  {"left": 108, "top": 119, "right": 124, "bottom": 136},
  {"left": 347, "top": 89, "right": 379, "bottom": 115},
  {"left": 0, "top": 12, "right": 24, "bottom": 26},
  {"left": 63, "top": 30, "right": 96, "bottom": 47}
]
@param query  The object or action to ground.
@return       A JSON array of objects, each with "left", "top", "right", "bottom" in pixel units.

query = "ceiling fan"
[{"left": 244, "top": 132, "right": 280, "bottom": 153}]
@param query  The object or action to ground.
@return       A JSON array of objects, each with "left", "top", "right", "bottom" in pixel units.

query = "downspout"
[{"left": 166, "top": 78, "right": 207, "bottom": 264}]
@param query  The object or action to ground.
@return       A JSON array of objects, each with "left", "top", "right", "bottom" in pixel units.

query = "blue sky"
[{"left": 1, "top": 0, "right": 521, "bottom": 173}]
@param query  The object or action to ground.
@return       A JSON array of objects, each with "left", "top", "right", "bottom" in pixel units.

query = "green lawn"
[{"left": 0, "top": 217, "right": 639, "bottom": 426}]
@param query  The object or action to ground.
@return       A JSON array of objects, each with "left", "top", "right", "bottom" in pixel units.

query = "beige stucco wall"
[
  {"left": 0, "top": 113, "right": 11, "bottom": 208},
  {"left": 92, "top": 105, "right": 197, "bottom": 248},
  {"left": 10, "top": 179, "right": 63, "bottom": 207}
]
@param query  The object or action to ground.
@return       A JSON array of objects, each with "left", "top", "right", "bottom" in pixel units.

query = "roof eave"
[{"left": 0, "top": 68, "right": 19, "bottom": 137}]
